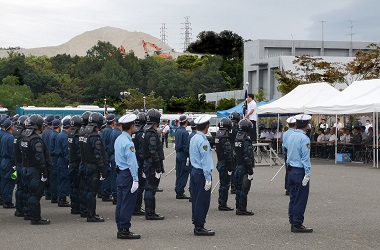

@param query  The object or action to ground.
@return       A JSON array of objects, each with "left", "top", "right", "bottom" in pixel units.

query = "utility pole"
[
  {"left": 160, "top": 23, "right": 168, "bottom": 44},
  {"left": 181, "top": 16, "right": 192, "bottom": 52},
  {"left": 348, "top": 20, "right": 355, "bottom": 57},
  {"left": 321, "top": 21, "right": 325, "bottom": 56}
]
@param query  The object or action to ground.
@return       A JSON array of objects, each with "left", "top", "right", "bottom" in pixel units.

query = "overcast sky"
[{"left": 1, "top": 0, "right": 379, "bottom": 51}]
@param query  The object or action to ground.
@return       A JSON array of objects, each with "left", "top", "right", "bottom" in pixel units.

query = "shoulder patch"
[
  {"left": 306, "top": 143, "right": 310, "bottom": 149},
  {"left": 203, "top": 145, "right": 208, "bottom": 151},
  {"left": 130, "top": 146, "right": 135, "bottom": 152}
]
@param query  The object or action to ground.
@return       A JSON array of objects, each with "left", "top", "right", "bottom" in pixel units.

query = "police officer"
[
  {"left": 282, "top": 116, "right": 296, "bottom": 196},
  {"left": 143, "top": 109, "right": 165, "bottom": 220},
  {"left": 287, "top": 114, "right": 313, "bottom": 233},
  {"left": 0, "top": 117, "right": 7, "bottom": 205},
  {"left": 48, "top": 119, "right": 61, "bottom": 204},
  {"left": 189, "top": 114, "right": 215, "bottom": 236},
  {"left": 79, "top": 111, "right": 92, "bottom": 218},
  {"left": 101, "top": 114, "right": 114, "bottom": 202},
  {"left": 215, "top": 117, "right": 234, "bottom": 211},
  {"left": 109, "top": 116, "right": 122, "bottom": 205},
  {"left": 175, "top": 115, "right": 190, "bottom": 199},
  {"left": 42, "top": 115, "right": 54, "bottom": 200},
  {"left": 187, "top": 120, "right": 197, "bottom": 202},
  {"left": 229, "top": 111, "right": 241, "bottom": 195},
  {"left": 68, "top": 115, "right": 82, "bottom": 214},
  {"left": 83, "top": 112, "right": 106, "bottom": 222},
  {"left": 114, "top": 114, "right": 141, "bottom": 239},
  {"left": 234, "top": 119, "right": 254, "bottom": 216},
  {"left": 13, "top": 116, "right": 27, "bottom": 217},
  {"left": 1, "top": 119, "right": 15, "bottom": 208},
  {"left": 22, "top": 114, "right": 51, "bottom": 224},
  {"left": 132, "top": 112, "right": 146, "bottom": 215},
  {"left": 56, "top": 117, "right": 71, "bottom": 207}
]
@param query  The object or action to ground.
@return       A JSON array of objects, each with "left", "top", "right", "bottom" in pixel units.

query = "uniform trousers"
[
  {"left": 175, "top": 152, "right": 190, "bottom": 195},
  {"left": 217, "top": 161, "right": 231, "bottom": 206},
  {"left": 191, "top": 168, "right": 211, "bottom": 227},
  {"left": 288, "top": 167, "right": 309, "bottom": 226},
  {"left": 115, "top": 169, "right": 137, "bottom": 230}
]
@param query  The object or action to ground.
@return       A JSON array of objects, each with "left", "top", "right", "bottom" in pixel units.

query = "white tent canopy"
[
  {"left": 257, "top": 82, "right": 340, "bottom": 115},
  {"left": 305, "top": 79, "right": 380, "bottom": 114}
]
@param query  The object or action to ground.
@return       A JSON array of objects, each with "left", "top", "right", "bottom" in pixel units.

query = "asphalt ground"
[{"left": 1, "top": 147, "right": 380, "bottom": 250}]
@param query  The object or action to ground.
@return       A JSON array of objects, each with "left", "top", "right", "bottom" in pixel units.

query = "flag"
[{"left": 242, "top": 89, "right": 248, "bottom": 116}]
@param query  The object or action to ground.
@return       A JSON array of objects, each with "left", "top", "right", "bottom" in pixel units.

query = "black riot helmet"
[
  {"left": 25, "top": 114, "right": 44, "bottom": 130},
  {"left": 88, "top": 112, "right": 104, "bottom": 128},
  {"left": 145, "top": 109, "right": 161, "bottom": 125},
  {"left": 135, "top": 112, "right": 146, "bottom": 126},
  {"left": 70, "top": 115, "right": 82, "bottom": 128},
  {"left": 238, "top": 119, "right": 253, "bottom": 133},
  {"left": 81, "top": 111, "right": 92, "bottom": 126},
  {"left": 17, "top": 115, "right": 28, "bottom": 128},
  {"left": 218, "top": 117, "right": 232, "bottom": 130},
  {"left": 230, "top": 111, "right": 241, "bottom": 123}
]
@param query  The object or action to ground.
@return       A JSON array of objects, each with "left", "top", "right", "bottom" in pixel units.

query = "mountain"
[{"left": 0, "top": 27, "right": 174, "bottom": 59}]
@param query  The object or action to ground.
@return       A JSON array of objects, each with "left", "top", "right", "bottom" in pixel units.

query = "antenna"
[
  {"left": 181, "top": 16, "right": 192, "bottom": 52},
  {"left": 160, "top": 23, "right": 168, "bottom": 44}
]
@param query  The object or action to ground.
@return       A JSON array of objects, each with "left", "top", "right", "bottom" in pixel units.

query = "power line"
[{"left": 181, "top": 16, "right": 192, "bottom": 52}]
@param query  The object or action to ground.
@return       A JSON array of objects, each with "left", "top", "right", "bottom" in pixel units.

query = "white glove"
[
  {"left": 247, "top": 174, "right": 253, "bottom": 181},
  {"left": 131, "top": 181, "right": 139, "bottom": 193},
  {"left": 13, "top": 166, "right": 16, "bottom": 170},
  {"left": 302, "top": 176, "right": 310, "bottom": 186},
  {"left": 100, "top": 175, "right": 105, "bottom": 181},
  {"left": 204, "top": 180, "right": 212, "bottom": 191},
  {"left": 227, "top": 171, "right": 232, "bottom": 176},
  {"left": 186, "top": 158, "right": 190, "bottom": 166},
  {"left": 142, "top": 172, "right": 146, "bottom": 179},
  {"left": 155, "top": 172, "right": 161, "bottom": 179},
  {"left": 41, "top": 176, "right": 47, "bottom": 182},
  {"left": 68, "top": 165, "right": 70, "bottom": 169}
]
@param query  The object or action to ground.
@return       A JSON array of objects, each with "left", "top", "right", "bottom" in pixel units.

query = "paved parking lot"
[{"left": 1, "top": 147, "right": 379, "bottom": 250}]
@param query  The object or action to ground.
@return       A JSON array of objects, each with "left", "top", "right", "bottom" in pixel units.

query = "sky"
[{"left": 1, "top": 0, "right": 380, "bottom": 51}]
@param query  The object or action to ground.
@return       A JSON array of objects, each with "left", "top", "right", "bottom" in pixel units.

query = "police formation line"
[{"left": 0, "top": 110, "right": 313, "bottom": 239}]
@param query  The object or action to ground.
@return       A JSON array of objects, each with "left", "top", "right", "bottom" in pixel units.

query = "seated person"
[
  {"left": 360, "top": 126, "right": 367, "bottom": 143},
  {"left": 324, "top": 128, "right": 332, "bottom": 140},
  {"left": 260, "top": 128, "right": 267, "bottom": 139},
  {"left": 326, "top": 128, "right": 337, "bottom": 159},
  {"left": 365, "top": 127, "right": 374, "bottom": 145},
  {"left": 352, "top": 127, "right": 362, "bottom": 144},
  {"left": 274, "top": 129, "right": 282, "bottom": 139},
  {"left": 340, "top": 128, "right": 353, "bottom": 143},
  {"left": 266, "top": 128, "right": 274, "bottom": 139},
  {"left": 317, "top": 128, "right": 326, "bottom": 142},
  {"left": 337, "top": 129, "right": 344, "bottom": 142}
]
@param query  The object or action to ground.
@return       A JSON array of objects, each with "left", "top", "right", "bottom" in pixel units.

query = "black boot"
[
  {"left": 133, "top": 208, "right": 145, "bottom": 216},
  {"left": 30, "top": 218, "right": 51, "bottom": 225},
  {"left": 236, "top": 209, "right": 254, "bottom": 216},
  {"left": 117, "top": 229, "right": 141, "bottom": 239},
  {"left": 14, "top": 210, "right": 25, "bottom": 217},
  {"left": 291, "top": 224, "right": 313, "bottom": 233},
  {"left": 87, "top": 214, "right": 105, "bottom": 222},
  {"left": 145, "top": 212, "right": 164, "bottom": 220},
  {"left": 218, "top": 205, "right": 234, "bottom": 211},
  {"left": 194, "top": 225, "right": 215, "bottom": 236},
  {"left": 176, "top": 194, "right": 190, "bottom": 199},
  {"left": 58, "top": 198, "right": 70, "bottom": 207}
]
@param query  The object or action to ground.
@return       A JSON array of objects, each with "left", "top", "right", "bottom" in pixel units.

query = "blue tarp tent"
[{"left": 217, "top": 100, "right": 272, "bottom": 118}]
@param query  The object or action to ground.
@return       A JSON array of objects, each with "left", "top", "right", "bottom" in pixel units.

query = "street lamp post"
[{"left": 143, "top": 96, "right": 146, "bottom": 112}]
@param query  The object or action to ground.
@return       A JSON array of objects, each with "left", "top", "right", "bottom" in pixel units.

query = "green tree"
[
  {"left": 0, "top": 76, "right": 33, "bottom": 114},
  {"left": 33, "top": 92, "right": 69, "bottom": 107},
  {"left": 216, "top": 98, "right": 236, "bottom": 110}
]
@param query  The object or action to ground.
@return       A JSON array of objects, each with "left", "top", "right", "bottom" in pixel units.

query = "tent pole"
[
  {"left": 377, "top": 112, "right": 379, "bottom": 168},
  {"left": 277, "top": 114, "right": 280, "bottom": 153},
  {"left": 373, "top": 112, "right": 375, "bottom": 168},
  {"left": 335, "top": 114, "right": 337, "bottom": 164}
]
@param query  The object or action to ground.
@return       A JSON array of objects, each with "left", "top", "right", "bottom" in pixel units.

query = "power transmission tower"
[
  {"left": 160, "top": 23, "right": 168, "bottom": 43},
  {"left": 181, "top": 16, "right": 192, "bottom": 52},
  {"left": 348, "top": 20, "right": 355, "bottom": 56}
]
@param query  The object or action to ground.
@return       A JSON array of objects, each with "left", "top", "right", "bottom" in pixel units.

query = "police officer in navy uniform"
[
  {"left": 41, "top": 115, "right": 54, "bottom": 200},
  {"left": 143, "top": 109, "right": 165, "bottom": 220},
  {"left": 56, "top": 117, "right": 71, "bottom": 207},
  {"left": 13, "top": 116, "right": 28, "bottom": 217},
  {"left": 101, "top": 114, "right": 115, "bottom": 202},
  {"left": 22, "top": 114, "right": 51, "bottom": 225},
  {"left": 109, "top": 116, "right": 122, "bottom": 205},
  {"left": 114, "top": 114, "right": 141, "bottom": 239},
  {"left": 287, "top": 114, "right": 313, "bottom": 233},
  {"left": 229, "top": 111, "right": 240, "bottom": 195},
  {"left": 0, "top": 119, "right": 16, "bottom": 208},
  {"left": 68, "top": 115, "right": 82, "bottom": 214},
  {"left": 282, "top": 116, "right": 296, "bottom": 196},
  {"left": 48, "top": 119, "right": 61, "bottom": 204},
  {"left": 78, "top": 111, "right": 92, "bottom": 218},
  {"left": 215, "top": 117, "right": 234, "bottom": 211},
  {"left": 0, "top": 117, "right": 6, "bottom": 205},
  {"left": 234, "top": 119, "right": 255, "bottom": 216},
  {"left": 175, "top": 115, "right": 190, "bottom": 199},
  {"left": 190, "top": 114, "right": 215, "bottom": 236},
  {"left": 132, "top": 112, "right": 146, "bottom": 215},
  {"left": 83, "top": 112, "right": 106, "bottom": 222}
]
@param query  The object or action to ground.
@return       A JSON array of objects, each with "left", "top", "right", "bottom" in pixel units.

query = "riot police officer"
[
  {"left": 22, "top": 114, "right": 51, "bottom": 224},
  {"left": 79, "top": 111, "right": 92, "bottom": 218},
  {"left": 282, "top": 116, "right": 296, "bottom": 196},
  {"left": 114, "top": 114, "right": 141, "bottom": 239},
  {"left": 101, "top": 114, "right": 115, "bottom": 202},
  {"left": 13, "top": 115, "right": 27, "bottom": 217},
  {"left": 229, "top": 111, "right": 241, "bottom": 195},
  {"left": 109, "top": 116, "right": 122, "bottom": 205},
  {"left": 287, "top": 114, "right": 313, "bottom": 233},
  {"left": 189, "top": 114, "right": 215, "bottom": 236},
  {"left": 83, "top": 112, "right": 106, "bottom": 222},
  {"left": 175, "top": 115, "right": 190, "bottom": 199},
  {"left": 56, "top": 117, "right": 71, "bottom": 207},
  {"left": 68, "top": 115, "right": 82, "bottom": 214},
  {"left": 234, "top": 119, "right": 254, "bottom": 216},
  {"left": 0, "top": 117, "right": 7, "bottom": 205},
  {"left": 215, "top": 117, "right": 234, "bottom": 211},
  {"left": 48, "top": 119, "right": 61, "bottom": 204},
  {"left": 132, "top": 112, "right": 146, "bottom": 215},
  {"left": 143, "top": 109, "right": 165, "bottom": 220},
  {"left": 1, "top": 119, "right": 15, "bottom": 208},
  {"left": 41, "top": 115, "right": 54, "bottom": 200}
]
